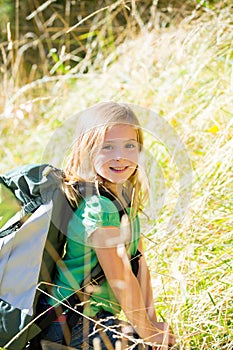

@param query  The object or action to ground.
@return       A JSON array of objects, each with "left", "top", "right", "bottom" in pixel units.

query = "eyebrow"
[{"left": 104, "top": 138, "right": 137, "bottom": 142}]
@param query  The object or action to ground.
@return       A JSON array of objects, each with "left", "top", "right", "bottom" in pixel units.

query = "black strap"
[
  {"left": 75, "top": 181, "right": 126, "bottom": 218},
  {"left": 33, "top": 292, "right": 82, "bottom": 348},
  {"left": 131, "top": 249, "right": 142, "bottom": 276},
  {"left": 36, "top": 292, "right": 82, "bottom": 329}
]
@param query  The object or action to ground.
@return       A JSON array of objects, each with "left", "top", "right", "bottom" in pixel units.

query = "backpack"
[{"left": 0, "top": 164, "right": 74, "bottom": 350}]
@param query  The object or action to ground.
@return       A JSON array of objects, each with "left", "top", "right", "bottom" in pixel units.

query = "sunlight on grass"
[{"left": 0, "top": 1, "right": 232, "bottom": 349}]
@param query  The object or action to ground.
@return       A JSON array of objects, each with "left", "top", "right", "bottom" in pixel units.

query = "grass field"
[{"left": 0, "top": 1, "right": 232, "bottom": 349}]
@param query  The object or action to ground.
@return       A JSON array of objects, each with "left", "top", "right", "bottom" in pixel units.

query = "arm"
[
  {"left": 136, "top": 238, "right": 157, "bottom": 323},
  {"left": 91, "top": 227, "right": 175, "bottom": 346}
]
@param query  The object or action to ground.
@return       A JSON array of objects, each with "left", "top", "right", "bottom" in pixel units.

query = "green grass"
[{"left": 1, "top": 1, "right": 232, "bottom": 349}]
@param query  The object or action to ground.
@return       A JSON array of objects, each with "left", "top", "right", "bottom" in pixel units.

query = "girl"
[{"left": 40, "top": 102, "right": 176, "bottom": 349}]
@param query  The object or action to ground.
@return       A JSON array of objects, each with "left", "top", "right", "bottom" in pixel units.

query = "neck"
[
  {"left": 103, "top": 181, "right": 130, "bottom": 206},
  {"left": 105, "top": 181, "right": 123, "bottom": 198}
]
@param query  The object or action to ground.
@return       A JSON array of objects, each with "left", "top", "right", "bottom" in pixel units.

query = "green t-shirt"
[{"left": 50, "top": 194, "right": 140, "bottom": 317}]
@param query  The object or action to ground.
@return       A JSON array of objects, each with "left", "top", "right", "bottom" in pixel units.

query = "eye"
[
  {"left": 125, "top": 142, "right": 137, "bottom": 149},
  {"left": 102, "top": 144, "right": 113, "bottom": 151}
]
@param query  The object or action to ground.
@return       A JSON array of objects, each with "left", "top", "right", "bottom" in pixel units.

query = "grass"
[{"left": 0, "top": 1, "right": 233, "bottom": 349}]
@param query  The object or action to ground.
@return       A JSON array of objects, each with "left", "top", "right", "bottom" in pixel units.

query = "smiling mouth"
[{"left": 109, "top": 166, "right": 128, "bottom": 173}]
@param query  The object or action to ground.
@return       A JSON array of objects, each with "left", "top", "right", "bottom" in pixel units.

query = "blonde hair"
[{"left": 62, "top": 101, "right": 148, "bottom": 215}]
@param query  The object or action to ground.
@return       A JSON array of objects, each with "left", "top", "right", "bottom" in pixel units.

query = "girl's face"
[{"left": 94, "top": 124, "right": 140, "bottom": 184}]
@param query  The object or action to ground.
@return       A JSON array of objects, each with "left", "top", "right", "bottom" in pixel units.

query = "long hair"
[{"left": 62, "top": 101, "right": 148, "bottom": 215}]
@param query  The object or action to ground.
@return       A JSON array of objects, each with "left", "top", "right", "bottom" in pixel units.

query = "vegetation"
[{"left": 0, "top": 0, "right": 232, "bottom": 349}]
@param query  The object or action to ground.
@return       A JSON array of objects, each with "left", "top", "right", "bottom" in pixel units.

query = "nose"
[{"left": 113, "top": 146, "right": 124, "bottom": 161}]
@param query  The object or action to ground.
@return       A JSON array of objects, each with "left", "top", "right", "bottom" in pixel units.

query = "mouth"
[{"left": 109, "top": 166, "right": 129, "bottom": 173}]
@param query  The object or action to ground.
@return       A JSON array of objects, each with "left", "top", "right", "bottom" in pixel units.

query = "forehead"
[{"left": 104, "top": 124, "right": 137, "bottom": 140}]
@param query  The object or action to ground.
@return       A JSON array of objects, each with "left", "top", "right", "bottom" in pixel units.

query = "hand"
[{"left": 150, "top": 321, "right": 176, "bottom": 348}]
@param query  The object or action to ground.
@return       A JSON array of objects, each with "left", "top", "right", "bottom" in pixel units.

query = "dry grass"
[{"left": 1, "top": 1, "right": 233, "bottom": 349}]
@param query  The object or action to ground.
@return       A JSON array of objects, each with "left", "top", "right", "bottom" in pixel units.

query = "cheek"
[
  {"left": 129, "top": 150, "right": 139, "bottom": 164},
  {"left": 93, "top": 154, "right": 109, "bottom": 171}
]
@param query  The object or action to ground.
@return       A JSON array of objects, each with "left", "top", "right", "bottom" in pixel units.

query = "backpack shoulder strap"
[{"left": 75, "top": 181, "right": 127, "bottom": 218}]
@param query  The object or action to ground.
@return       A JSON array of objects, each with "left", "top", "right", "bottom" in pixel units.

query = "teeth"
[{"left": 111, "top": 167, "right": 126, "bottom": 171}]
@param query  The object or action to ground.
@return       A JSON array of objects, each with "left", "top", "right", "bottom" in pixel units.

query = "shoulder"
[
  {"left": 80, "top": 194, "right": 121, "bottom": 223},
  {"left": 73, "top": 194, "right": 121, "bottom": 229},
  {"left": 84, "top": 194, "right": 119, "bottom": 213},
  {"left": 74, "top": 182, "right": 122, "bottom": 215},
  {"left": 67, "top": 194, "right": 122, "bottom": 242}
]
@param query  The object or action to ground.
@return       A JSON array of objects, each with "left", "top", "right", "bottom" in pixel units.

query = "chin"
[{"left": 111, "top": 178, "right": 128, "bottom": 184}]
